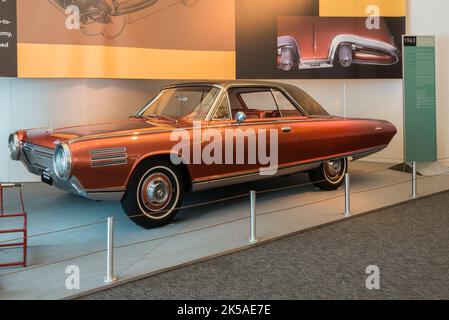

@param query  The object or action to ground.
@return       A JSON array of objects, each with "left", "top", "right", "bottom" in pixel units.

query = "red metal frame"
[{"left": 0, "top": 183, "right": 27, "bottom": 268}]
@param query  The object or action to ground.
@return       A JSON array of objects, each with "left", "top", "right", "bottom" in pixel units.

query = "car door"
[
  {"left": 199, "top": 87, "right": 286, "bottom": 180},
  {"left": 225, "top": 86, "right": 294, "bottom": 176},
  {"left": 196, "top": 86, "right": 330, "bottom": 183},
  {"left": 270, "top": 88, "right": 310, "bottom": 167},
  {"left": 272, "top": 88, "right": 331, "bottom": 165}
]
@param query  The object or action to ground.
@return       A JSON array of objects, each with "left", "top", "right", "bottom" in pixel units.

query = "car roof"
[
  {"left": 164, "top": 80, "right": 295, "bottom": 90},
  {"left": 163, "top": 80, "right": 330, "bottom": 117}
]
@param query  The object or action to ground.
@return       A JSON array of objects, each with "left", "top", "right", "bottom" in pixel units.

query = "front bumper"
[{"left": 18, "top": 143, "right": 124, "bottom": 201}]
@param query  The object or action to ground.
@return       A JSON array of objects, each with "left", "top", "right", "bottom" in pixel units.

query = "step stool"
[{"left": 0, "top": 183, "right": 27, "bottom": 268}]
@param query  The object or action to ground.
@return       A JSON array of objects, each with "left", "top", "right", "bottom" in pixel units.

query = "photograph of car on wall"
[
  {"left": 277, "top": 16, "right": 401, "bottom": 72},
  {"left": 235, "top": 0, "right": 406, "bottom": 79}
]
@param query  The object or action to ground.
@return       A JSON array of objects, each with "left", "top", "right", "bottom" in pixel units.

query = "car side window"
[
  {"left": 212, "top": 95, "right": 231, "bottom": 120},
  {"left": 228, "top": 88, "right": 282, "bottom": 120},
  {"left": 272, "top": 89, "right": 303, "bottom": 117}
]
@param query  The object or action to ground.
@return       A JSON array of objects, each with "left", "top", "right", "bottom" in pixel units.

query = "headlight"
[
  {"left": 8, "top": 133, "right": 20, "bottom": 160},
  {"left": 53, "top": 143, "right": 72, "bottom": 181}
]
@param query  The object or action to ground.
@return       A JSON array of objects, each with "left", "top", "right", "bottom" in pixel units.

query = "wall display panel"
[
  {"left": 0, "top": 0, "right": 18, "bottom": 77},
  {"left": 236, "top": 0, "right": 406, "bottom": 79},
  {"left": 403, "top": 36, "right": 437, "bottom": 162},
  {"left": 1, "top": 0, "right": 406, "bottom": 80},
  {"left": 11, "top": 0, "right": 236, "bottom": 79}
]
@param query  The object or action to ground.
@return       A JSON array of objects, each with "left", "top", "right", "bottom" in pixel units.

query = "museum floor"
[
  {"left": 1, "top": 160, "right": 449, "bottom": 300},
  {"left": 81, "top": 190, "right": 449, "bottom": 300}
]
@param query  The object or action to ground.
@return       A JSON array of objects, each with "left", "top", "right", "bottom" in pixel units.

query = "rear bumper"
[{"left": 278, "top": 34, "right": 400, "bottom": 70}]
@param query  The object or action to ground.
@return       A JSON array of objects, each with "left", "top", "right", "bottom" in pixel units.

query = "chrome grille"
[
  {"left": 22, "top": 143, "right": 54, "bottom": 172},
  {"left": 90, "top": 147, "right": 127, "bottom": 168}
]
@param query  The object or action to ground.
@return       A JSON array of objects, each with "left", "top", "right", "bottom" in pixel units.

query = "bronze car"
[{"left": 9, "top": 81, "right": 397, "bottom": 228}]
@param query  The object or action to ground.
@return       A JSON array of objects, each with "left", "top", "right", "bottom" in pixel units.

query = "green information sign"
[{"left": 403, "top": 35, "right": 437, "bottom": 163}]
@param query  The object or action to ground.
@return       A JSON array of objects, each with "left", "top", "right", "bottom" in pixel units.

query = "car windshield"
[{"left": 138, "top": 86, "right": 220, "bottom": 120}]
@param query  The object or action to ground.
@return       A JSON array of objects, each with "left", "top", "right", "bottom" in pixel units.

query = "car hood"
[{"left": 22, "top": 119, "right": 180, "bottom": 149}]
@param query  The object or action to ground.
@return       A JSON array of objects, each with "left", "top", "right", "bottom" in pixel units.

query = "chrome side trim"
[
  {"left": 91, "top": 155, "right": 127, "bottom": 161},
  {"left": 90, "top": 147, "right": 128, "bottom": 168},
  {"left": 191, "top": 145, "right": 387, "bottom": 192},
  {"left": 90, "top": 147, "right": 126, "bottom": 155},
  {"left": 192, "top": 162, "right": 321, "bottom": 192},
  {"left": 85, "top": 191, "right": 125, "bottom": 201},
  {"left": 351, "top": 146, "right": 386, "bottom": 160},
  {"left": 91, "top": 160, "right": 128, "bottom": 168},
  {"left": 67, "top": 116, "right": 340, "bottom": 144}
]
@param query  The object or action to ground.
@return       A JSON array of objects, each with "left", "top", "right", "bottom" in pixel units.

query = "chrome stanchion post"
[
  {"left": 249, "top": 191, "right": 258, "bottom": 243},
  {"left": 344, "top": 173, "right": 351, "bottom": 217},
  {"left": 105, "top": 216, "right": 117, "bottom": 284},
  {"left": 412, "top": 161, "right": 417, "bottom": 198}
]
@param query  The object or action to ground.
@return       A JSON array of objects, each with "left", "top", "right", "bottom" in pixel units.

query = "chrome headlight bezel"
[
  {"left": 8, "top": 133, "right": 20, "bottom": 160},
  {"left": 53, "top": 142, "right": 72, "bottom": 181}
]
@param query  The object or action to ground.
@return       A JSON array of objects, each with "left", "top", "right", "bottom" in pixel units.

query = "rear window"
[{"left": 283, "top": 85, "right": 329, "bottom": 116}]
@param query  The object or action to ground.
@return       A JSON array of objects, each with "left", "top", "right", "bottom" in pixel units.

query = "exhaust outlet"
[
  {"left": 338, "top": 44, "right": 353, "bottom": 68},
  {"left": 277, "top": 36, "right": 299, "bottom": 72},
  {"left": 279, "top": 47, "right": 295, "bottom": 71}
]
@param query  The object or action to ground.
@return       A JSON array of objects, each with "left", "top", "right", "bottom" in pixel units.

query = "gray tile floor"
[{"left": 1, "top": 161, "right": 449, "bottom": 299}]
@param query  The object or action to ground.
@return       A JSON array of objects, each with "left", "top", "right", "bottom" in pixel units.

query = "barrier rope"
[
  {"left": 0, "top": 166, "right": 395, "bottom": 245},
  {"left": 1, "top": 165, "right": 447, "bottom": 280}
]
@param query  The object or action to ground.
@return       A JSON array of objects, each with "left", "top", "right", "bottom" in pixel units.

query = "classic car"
[
  {"left": 277, "top": 17, "right": 401, "bottom": 71},
  {"left": 8, "top": 81, "right": 397, "bottom": 228}
]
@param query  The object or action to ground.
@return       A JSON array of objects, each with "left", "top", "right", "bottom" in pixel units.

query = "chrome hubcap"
[
  {"left": 140, "top": 172, "right": 173, "bottom": 212},
  {"left": 147, "top": 178, "right": 170, "bottom": 205},
  {"left": 324, "top": 159, "right": 345, "bottom": 183},
  {"left": 326, "top": 160, "right": 342, "bottom": 177}
]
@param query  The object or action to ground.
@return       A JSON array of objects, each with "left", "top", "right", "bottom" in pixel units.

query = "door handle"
[{"left": 281, "top": 126, "right": 292, "bottom": 133}]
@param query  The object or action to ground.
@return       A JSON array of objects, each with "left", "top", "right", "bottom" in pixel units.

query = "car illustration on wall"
[
  {"left": 277, "top": 17, "right": 401, "bottom": 71},
  {"left": 49, "top": 0, "right": 199, "bottom": 39},
  {"left": 9, "top": 81, "right": 397, "bottom": 228}
]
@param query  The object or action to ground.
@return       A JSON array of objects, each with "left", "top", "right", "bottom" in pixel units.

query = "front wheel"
[
  {"left": 308, "top": 158, "right": 348, "bottom": 191},
  {"left": 121, "top": 159, "right": 184, "bottom": 229}
]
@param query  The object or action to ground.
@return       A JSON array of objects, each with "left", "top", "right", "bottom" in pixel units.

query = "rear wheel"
[
  {"left": 121, "top": 159, "right": 184, "bottom": 229},
  {"left": 308, "top": 158, "right": 348, "bottom": 191}
]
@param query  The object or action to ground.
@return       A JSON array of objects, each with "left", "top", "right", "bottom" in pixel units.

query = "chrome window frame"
[
  {"left": 211, "top": 92, "right": 232, "bottom": 121},
  {"left": 204, "top": 84, "right": 307, "bottom": 121},
  {"left": 271, "top": 88, "right": 303, "bottom": 118}
]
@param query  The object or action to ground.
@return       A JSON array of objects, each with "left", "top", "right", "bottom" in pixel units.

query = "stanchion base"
[
  {"left": 104, "top": 277, "right": 117, "bottom": 284},
  {"left": 248, "top": 238, "right": 258, "bottom": 244}
]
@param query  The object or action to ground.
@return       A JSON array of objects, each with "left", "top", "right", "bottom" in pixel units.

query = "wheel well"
[{"left": 133, "top": 154, "right": 193, "bottom": 193}]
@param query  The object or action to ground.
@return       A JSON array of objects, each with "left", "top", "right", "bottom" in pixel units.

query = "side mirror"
[{"left": 235, "top": 111, "right": 247, "bottom": 124}]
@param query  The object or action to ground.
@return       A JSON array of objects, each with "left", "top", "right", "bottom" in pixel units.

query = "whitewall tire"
[
  {"left": 308, "top": 158, "right": 348, "bottom": 191},
  {"left": 121, "top": 159, "right": 184, "bottom": 229}
]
